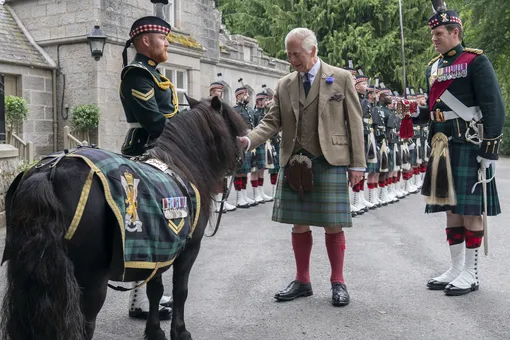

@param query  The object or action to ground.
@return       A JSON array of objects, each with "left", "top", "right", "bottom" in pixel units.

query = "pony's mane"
[{"left": 148, "top": 99, "right": 246, "bottom": 211}]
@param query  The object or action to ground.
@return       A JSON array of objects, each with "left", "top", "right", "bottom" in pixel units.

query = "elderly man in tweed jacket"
[{"left": 239, "top": 28, "right": 365, "bottom": 307}]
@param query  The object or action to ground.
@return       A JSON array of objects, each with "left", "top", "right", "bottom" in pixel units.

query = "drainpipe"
[{"left": 52, "top": 69, "right": 57, "bottom": 151}]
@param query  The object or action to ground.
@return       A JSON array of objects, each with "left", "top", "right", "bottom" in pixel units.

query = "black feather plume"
[{"left": 431, "top": 0, "right": 447, "bottom": 13}]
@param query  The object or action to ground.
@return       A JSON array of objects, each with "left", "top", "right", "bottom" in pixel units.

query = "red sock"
[
  {"left": 353, "top": 182, "right": 360, "bottom": 192},
  {"left": 414, "top": 167, "right": 420, "bottom": 175},
  {"left": 292, "top": 232, "right": 313, "bottom": 284},
  {"left": 387, "top": 177, "right": 392, "bottom": 185},
  {"left": 393, "top": 176, "right": 398, "bottom": 184},
  {"left": 258, "top": 178, "right": 264, "bottom": 186},
  {"left": 360, "top": 178, "right": 365, "bottom": 190},
  {"left": 270, "top": 173, "right": 278, "bottom": 185},
  {"left": 325, "top": 232, "right": 346, "bottom": 284},
  {"left": 446, "top": 226, "right": 465, "bottom": 245},
  {"left": 241, "top": 176, "right": 247, "bottom": 189},
  {"left": 367, "top": 182, "right": 375, "bottom": 189},
  {"left": 234, "top": 177, "right": 243, "bottom": 191},
  {"left": 465, "top": 230, "right": 484, "bottom": 249},
  {"left": 374, "top": 183, "right": 378, "bottom": 189},
  {"left": 378, "top": 180, "right": 385, "bottom": 187},
  {"left": 250, "top": 180, "right": 259, "bottom": 188}
]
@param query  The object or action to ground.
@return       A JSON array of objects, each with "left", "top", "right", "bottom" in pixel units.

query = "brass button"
[{"left": 436, "top": 99, "right": 441, "bottom": 102}]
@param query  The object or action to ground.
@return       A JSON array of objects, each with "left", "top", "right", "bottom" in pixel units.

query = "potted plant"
[
  {"left": 71, "top": 104, "right": 100, "bottom": 142},
  {"left": 5, "top": 95, "right": 29, "bottom": 135}
]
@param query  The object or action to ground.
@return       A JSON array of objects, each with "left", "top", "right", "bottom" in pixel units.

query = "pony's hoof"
[
  {"left": 171, "top": 330, "right": 192, "bottom": 340},
  {"left": 145, "top": 328, "right": 168, "bottom": 340}
]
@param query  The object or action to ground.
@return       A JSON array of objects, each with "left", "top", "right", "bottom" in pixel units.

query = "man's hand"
[
  {"left": 238, "top": 136, "right": 250, "bottom": 151},
  {"left": 348, "top": 170, "right": 364, "bottom": 187}
]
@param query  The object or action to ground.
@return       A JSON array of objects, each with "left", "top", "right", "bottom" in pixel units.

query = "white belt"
[
  {"left": 129, "top": 122, "right": 142, "bottom": 128},
  {"left": 439, "top": 90, "right": 483, "bottom": 122}
]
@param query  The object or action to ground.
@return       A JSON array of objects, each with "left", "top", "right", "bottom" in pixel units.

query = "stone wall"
[
  {"left": 0, "top": 145, "right": 19, "bottom": 229},
  {"left": 0, "top": 63, "right": 54, "bottom": 156},
  {"left": 6, "top": 0, "right": 100, "bottom": 42}
]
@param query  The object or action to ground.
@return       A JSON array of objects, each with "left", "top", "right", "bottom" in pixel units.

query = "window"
[
  {"left": 162, "top": 68, "right": 188, "bottom": 110},
  {"left": 153, "top": 0, "right": 175, "bottom": 27}
]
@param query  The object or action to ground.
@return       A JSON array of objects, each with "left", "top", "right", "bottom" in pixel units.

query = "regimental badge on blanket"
[
  {"left": 162, "top": 197, "right": 188, "bottom": 234},
  {"left": 121, "top": 170, "right": 143, "bottom": 232}
]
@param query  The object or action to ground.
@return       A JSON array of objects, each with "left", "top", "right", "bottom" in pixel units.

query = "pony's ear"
[
  {"left": 211, "top": 96, "right": 222, "bottom": 112},
  {"left": 185, "top": 93, "right": 200, "bottom": 109}
]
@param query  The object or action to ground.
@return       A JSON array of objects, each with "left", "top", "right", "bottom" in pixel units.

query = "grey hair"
[{"left": 285, "top": 28, "right": 318, "bottom": 56}]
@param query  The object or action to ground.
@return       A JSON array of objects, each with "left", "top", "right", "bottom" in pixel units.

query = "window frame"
[{"left": 161, "top": 67, "right": 188, "bottom": 110}]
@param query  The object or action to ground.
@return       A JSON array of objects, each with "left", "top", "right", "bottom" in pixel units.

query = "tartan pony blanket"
[{"left": 63, "top": 147, "right": 200, "bottom": 275}]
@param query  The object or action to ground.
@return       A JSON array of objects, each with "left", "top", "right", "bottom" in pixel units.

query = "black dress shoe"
[
  {"left": 331, "top": 282, "right": 350, "bottom": 307},
  {"left": 129, "top": 307, "right": 172, "bottom": 320},
  {"left": 274, "top": 280, "right": 313, "bottom": 301},
  {"left": 444, "top": 283, "right": 479, "bottom": 296},
  {"left": 427, "top": 279, "right": 450, "bottom": 290}
]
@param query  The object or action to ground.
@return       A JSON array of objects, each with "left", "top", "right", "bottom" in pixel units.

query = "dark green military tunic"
[
  {"left": 419, "top": 44, "right": 505, "bottom": 215},
  {"left": 234, "top": 103, "right": 255, "bottom": 174},
  {"left": 120, "top": 53, "right": 178, "bottom": 156}
]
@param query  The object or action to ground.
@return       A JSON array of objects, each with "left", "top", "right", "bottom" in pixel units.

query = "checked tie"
[{"left": 303, "top": 72, "right": 311, "bottom": 97}]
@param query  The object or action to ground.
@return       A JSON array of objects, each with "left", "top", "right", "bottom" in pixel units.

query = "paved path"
[{"left": 2, "top": 159, "right": 510, "bottom": 340}]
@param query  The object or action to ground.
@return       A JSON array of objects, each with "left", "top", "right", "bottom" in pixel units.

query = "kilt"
[
  {"left": 410, "top": 147, "right": 418, "bottom": 166},
  {"left": 268, "top": 142, "right": 280, "bottom": 174},
  {"left": 425, "top": 141, "right": 500, "bottom": 216},
  {"left": 236, "top": 150, "right": 253, "bottom": 174},
  {"left": 367, "top": 146, "right": 380, "bottom": 173},
  {"left": 272, "top": 156, "right": 352, "bottom": 227},
  {"left": 255, "top": 145, "right": 266, "bottom": 170},
  {"left": 388, "top": 145, "right": 394, "bottom": 171}
]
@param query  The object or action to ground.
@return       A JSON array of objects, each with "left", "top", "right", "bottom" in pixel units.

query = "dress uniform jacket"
[{"left": 120, "top": 53, "right": 178, "bottom": 156}]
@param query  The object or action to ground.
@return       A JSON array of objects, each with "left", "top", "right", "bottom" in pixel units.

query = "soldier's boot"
[
  {"left": 414, "top": 171, "right": 423, "bottom": 189},
  {"left": 359, "top": 191, "right": 375, "bottom": 210},
  {"left": 236, "top": 190, "right": 250, "bottom": 208},
  {"left": 252, "top": 187, "right": 265, "bottom": 204},
  {"left": 427, "top": 227, "right": 466, "bottom": 290},
  {"left": 243, "top": 189, "right": 258, "bottom": 206},
  {"left": 445, "top": 230, "right": 483, "bottom": 296},
  {"left": 387, "top": 184, "right": 399, "bottom": 203},
  {"left": 368, "top": 188, "right": 379, "bottom": 207},
  {"left": 259, "top": 186, "right": 274, "bottom": 202},
  {"left": 394, "top": 178, "right": 406, "bottom": 198},
  {"left": 128, "top": 282, "right": 172, "bottom": 320},
  {"left": 224, "top": 201, "right": 237, "bottom": 212},
  {"left": 353, "top": 191, "right": 368, "bottom": 212},
  {"left": 350, "top": 204, "right": 360, "bottom": 217},
  {"left": 214, "top": 194, "right": 227, "bottom": 213},
  {"left": 378, "top": 186, "right": 389, "bottom": 206},
  {"left": 400, "top": 179, "right": 409, "bottom": 196},
  {"left": 405, "top": 178, "right": 418, "bottom": 194}
]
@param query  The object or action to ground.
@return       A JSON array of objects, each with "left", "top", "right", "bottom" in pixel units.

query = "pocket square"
[{"left": 329, "top": 93, "right": 345, "bottom": 102}]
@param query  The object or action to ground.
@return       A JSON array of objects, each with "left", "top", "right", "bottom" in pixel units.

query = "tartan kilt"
[
  {"left": 367, "top": 145, "right": 380, "bottom": 173},
  {"left": 410, "top": 147, "right": 418, "bottom": 166},
  {"left": 236, "top": 150, "right": 253, "bottom": 174},
  {"left": 388, "top": 145, "right": 394, "bottom": 171},
  {"left": 268, "top": 143, "right": 280, "bottom": 174},
  {"left": 255, "top": 144, "right": 266, "bottom": 169},
  {"left": 425, "top": 142, "right": 500, "bottom": 216},
  {"left": 272, "top": 156, "right": 352, "bottom": 227}
]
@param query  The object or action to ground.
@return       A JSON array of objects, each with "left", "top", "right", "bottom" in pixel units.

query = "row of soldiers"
[
  {"left": 345, "top": 67, "right": 430, "bottom": 216},
  {"left": 208, "top": 81, "right": 280, "bottom": 212}
]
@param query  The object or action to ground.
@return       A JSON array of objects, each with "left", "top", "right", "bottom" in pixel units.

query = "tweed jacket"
[{"left": 247, "top": 61, "right": 366, "bottom": 168}]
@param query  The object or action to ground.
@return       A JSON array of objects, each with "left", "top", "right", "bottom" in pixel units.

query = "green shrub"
[
  {"left": 5, "top": 95, "right": 29, "bottom": 130},
  {"left": 71, "top": 104, "right": 100, "bottom": 132}
]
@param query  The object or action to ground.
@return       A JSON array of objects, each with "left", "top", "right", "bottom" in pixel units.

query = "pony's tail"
[{"left": 1, "top": 170, "right": 86, "bottom": 340}]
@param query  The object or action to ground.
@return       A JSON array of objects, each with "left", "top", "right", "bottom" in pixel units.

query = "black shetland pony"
[{"left": 1, "top": 96, "right": 247, "bottom": 340}]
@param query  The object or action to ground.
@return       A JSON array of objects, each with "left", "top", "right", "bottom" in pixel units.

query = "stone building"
[{"left": 1, "top": 0, "right": 289, "bottom": 154}]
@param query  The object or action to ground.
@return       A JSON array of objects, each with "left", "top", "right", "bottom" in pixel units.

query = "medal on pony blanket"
[{"left": 162, "top": 196, "right": 188, "bottom": 220}]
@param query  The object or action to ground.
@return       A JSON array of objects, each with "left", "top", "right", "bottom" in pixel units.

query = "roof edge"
[{"left": 5, "top": 4, "right": 57, "bottom": 69}]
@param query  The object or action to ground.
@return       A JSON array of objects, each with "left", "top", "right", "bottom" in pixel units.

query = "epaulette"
[
  {"left": 121, "top": 62, "right": 152, "bottom": 80},
  {"left": 464, "top": 48, "right": 484, "bottom": 55},
  {"left": 428, "top": 55, "right": 441, "bottom": 66}
]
